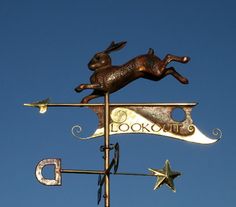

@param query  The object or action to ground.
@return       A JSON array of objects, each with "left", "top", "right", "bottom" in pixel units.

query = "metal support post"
[{"left": 104, "top": 93, "right": 110, "bottom": 207}]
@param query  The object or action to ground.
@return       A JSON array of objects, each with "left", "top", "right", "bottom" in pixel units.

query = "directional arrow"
[{"left": 24, "top": 98, "right": 221, "bottom": 144}]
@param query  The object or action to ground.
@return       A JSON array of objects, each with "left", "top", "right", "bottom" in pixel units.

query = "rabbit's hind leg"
[
  {"left": 162, "top": 54, "right": 190, "bottom": 66},
  {"left": 163, "top": 67, "right": 189, "bottom": 84}
]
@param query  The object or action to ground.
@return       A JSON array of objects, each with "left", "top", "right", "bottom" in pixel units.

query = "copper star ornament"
[{"left": 148, "top": 160, "right": 181, "bottom": 192}]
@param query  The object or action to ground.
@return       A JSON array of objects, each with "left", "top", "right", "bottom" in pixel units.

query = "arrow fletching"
[{"left": 24, "top": 98, "right": 50, "bottom": 114}]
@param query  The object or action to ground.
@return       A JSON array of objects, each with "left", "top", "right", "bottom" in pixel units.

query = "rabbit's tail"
[{"left": 147, "top": 48, "right": 154, "bottom": 55}]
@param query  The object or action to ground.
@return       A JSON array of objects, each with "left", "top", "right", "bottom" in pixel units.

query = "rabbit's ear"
[{"left": 104, "top": 41, "right": 127, "bottom": 53}]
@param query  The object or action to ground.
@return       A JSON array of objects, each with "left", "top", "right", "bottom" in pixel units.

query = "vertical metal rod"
[{"left": 104, "top": 93, "right": 110, "bottom": 207}]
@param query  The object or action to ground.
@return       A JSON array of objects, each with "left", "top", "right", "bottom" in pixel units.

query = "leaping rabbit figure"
[{"left": 75, "top": 41, "right": 190, "bottom": 103}]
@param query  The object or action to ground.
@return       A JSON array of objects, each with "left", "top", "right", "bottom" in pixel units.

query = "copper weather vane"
[
  {"left": 74, "top": 41, "right": 189, "bottom": 103},
  {"left": 25, "top": 41, "right": 221, "bottom": 207}
]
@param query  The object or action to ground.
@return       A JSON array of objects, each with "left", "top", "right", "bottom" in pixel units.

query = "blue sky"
[{"left": 0, "top": 0, "right": 235, "bottom": 206}]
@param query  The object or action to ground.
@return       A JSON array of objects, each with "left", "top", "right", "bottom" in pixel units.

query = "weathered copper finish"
[{"left": 74, "top": 41, "right": 190, "bottom": 103}]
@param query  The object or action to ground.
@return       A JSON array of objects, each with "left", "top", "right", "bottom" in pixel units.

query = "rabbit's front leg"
[{"left": 75, "top": 83, "right": 101, "bottom": 92}]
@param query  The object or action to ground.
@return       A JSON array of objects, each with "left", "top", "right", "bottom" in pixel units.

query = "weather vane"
[{"left": 25, "top": 41, "right": 221, "bottom": 207}]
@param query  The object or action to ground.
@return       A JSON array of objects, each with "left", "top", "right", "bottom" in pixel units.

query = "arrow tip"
[{"left": 24, "top": 98, "right": 50, "bottom": 114}]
